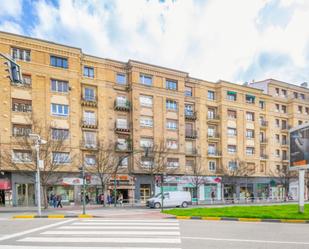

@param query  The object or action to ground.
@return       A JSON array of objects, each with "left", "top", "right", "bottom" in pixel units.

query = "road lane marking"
[
  {"left": 181, "top": 236, "right": 309, "bottom": 245},
  {"left": 58, "top": 225, "right": 179, "bottom": 230},
  {"left": 0, "top": 246, "right": 181, "bottom": 249},
  {"left": 41, "top": 230, "right": 180, "bottom": 235},
  {"left": 71, "top": 222, "right": 178, "bottom": 226},
  {"left": 80, "top": 219, "right": 178, "bottom": 222},
  {"left": 0, "top": 219, "right": 73, "bottom": 241},
  {"left": 18, "top": 237, "right": 181, "bottom": 244}
]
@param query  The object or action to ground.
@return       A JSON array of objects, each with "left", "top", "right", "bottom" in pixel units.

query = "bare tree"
[{"left": 1, "top": 117, "right": 73, "bottom": 208}]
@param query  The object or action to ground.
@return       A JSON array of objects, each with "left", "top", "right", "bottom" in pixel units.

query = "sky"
[{"left": 0, "top": 0, "right": 309, "bottom": 85}]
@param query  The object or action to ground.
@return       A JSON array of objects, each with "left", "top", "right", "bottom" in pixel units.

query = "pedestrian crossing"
[{"left": 2, "top": 219, "right": 182, "bottom": 249}]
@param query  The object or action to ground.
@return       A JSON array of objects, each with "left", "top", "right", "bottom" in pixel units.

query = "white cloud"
[
  {"left": 0, "top": 0, "right": 22, "bottom": 19},
  {"left": 23, "top": 0, "right": 309, "bottom": 84},
  {"left": 0, "top": 21, "right": 22, "bottom": 34}
]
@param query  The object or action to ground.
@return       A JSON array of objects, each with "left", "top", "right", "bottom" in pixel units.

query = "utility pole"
[{"left": 82, "top": 164, "right": 86, "bottom": 215}]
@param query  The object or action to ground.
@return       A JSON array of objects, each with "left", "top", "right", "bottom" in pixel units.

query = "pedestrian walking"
[
  {"left": 52, "top": 195, "right": 57, "bottom": 208},
  {"left": 211, "top": 191, "right": 215, "bottom": 204},
  {"left": 100, "top": 194, "right": 104, "bottom": 205},
  {"left": 85, "top": 194, "right": 90, "bottom": 204},
  {"left": 118, "top": 193, "right": 123, "bottom": 206},
  {"left": 56, "top": 195, "right": 63, "bottom": 208}
]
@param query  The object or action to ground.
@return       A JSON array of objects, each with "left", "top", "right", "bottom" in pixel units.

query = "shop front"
[
  {"left": 107, "top": 175, "right": 135, "bottom": 204},
  {"left": 0, "top": 172, "right": 12, "bottom": 206},
  {"left": 11, "top": 172, "right": 35, "bottom": 206}
]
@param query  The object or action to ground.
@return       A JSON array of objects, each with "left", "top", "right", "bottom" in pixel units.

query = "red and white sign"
[
  {"left": 62, "top": 178, "right": 83, "bottom": 186},
  {"left": 0, "top": 179, "right": 11, "bottom": 190}
]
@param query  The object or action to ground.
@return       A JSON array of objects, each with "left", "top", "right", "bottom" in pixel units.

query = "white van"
[{"left": 147, "top": 191, "right": 192, "bottom": 208}]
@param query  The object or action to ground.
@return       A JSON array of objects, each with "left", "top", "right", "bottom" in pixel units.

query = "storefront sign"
[
  {"left": 62, "top": 178, "right": 83, "bottom": 186},
  {"left": 0, "top": 179, "right": 11, "bottom": 190},
  {"left": 164, "top": 176, "right": 221, "bottom": 184}
]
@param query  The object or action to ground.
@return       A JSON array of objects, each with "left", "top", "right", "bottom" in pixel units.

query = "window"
[
  {"left": 51, "top": 103, "right": 69, "bottom": 116},
  {"left": 259, "top": 101, "right": 265, "bottom": 109},
  {"left": 208, "top": 127, "right": 215, "bottom": 137},
  {"left": 12, "top": 124, "right": 31, "bottom": 137},
  {"left": 227, "top": 110, "right": 237, "bottom": 119},
  {"left": 140, "top": 74, "right": 152, "bottom": 86},
  {"left": 185, "top": 86, "right": 192, "bottom": 97},
  {"left": 116, "top": 96, "right": 129, "bottom": 107},
  {"left": 275, "top": 88, "right": 279, "bottom": 96},
  {"left": 185, "top": 141, "right": 194, "bottom": 154},
  {"left": 166, "top": 99, "right": 178, "bottom": 111},
  {"left": 139, "top": 95, "right": 153, "bottom": 107},
  {"left": 12, "top": 47, "right": 31, "bottom": 61},
  {"left": 305, "top": 107, "right": 309, "bottom": 115},
  {"left": 140, "top": 116, "right": 153, "bottom": 128},
  {"left": 166, "top": 119, "right": 178, "bottom": 130},
  {"left": 83, "top": 66, "right": 94, "bottom": 78},
  {"left": 116, "top": 118, "right": 128, "bottom": 129},
  {"left": 276, "top": 149, "right": 280, "bottom": 158},
  {"left": 166, "top": 79, "right": 178, "bottom": 90},
  {"left": 119, "top": 157, "right": 128, "bottom": 167},
  {"left": 117, "top": 138, "right": 130, "bottom": 151},
  {"left": 275, "top": 134, "right": 280, "bottom": 143},
  {"left": 51, "top": 79, "right": 68, "bottom": 93},
  {"left": 228, "top": 161, "right": 237, "bottom": 171},
  {"left": 281, "top": 89, "right": 287, "bottom": 97},
  {"left": 83, "top": 111, "right": 96, "bottom": 125},
  {"left": 282, "top": 105, "right": 287, "bottom": 113},
  {"left": 282, "top": 135, "right": 287, "bottom": 145},
  {"left": 141, "top": 157, "right": 154, "bottom": 168},
  {"left": 282, "top": 150, "right": 287, "bottom": 160},
  {"left": 228, "top": 145, "right": 237, "bottom": 154},
  {"left": 83, "top": 131, "right": 97, "bottom": 148},
  {"left": 84, "top": 87, "right": 95, "bottom": 101},
  {"left": 51, "top": 128, "right": 69, "bottom": 140},
  {"left": 294, "top": 92, "right": 298, "bottom": 99},
  {"left": 52, "top": 152, "right": 70, "bottom": 164},
  {"left": 246, "top": 147, "right": 255, "bottom": 155},
  {"left": 12, "top": 150, "right": 32, "bottom": 163},
  {"left": 282, "top": 120, "right": 287, "bottom": 129},
  {"left": 186, "top": 159, "right": 194, "bottom": 167},
  {"left": 208, "top": 91, "right": 215, "bottom": 100},
  {"left": 140, "top": 137, "right": 153, "bottom": 148},
  {"left": 50, "top": 55, "right": 68, "bottom": 68},
  {"left": 116, "top": 73, "right": 126, "bottom": 85},
  {"left": 12, "top": 98, "right": 32, "bottom": 112},
  {"left": 275, "top": 104, "right": 280, "bottom": 112},
  {"left": 185, "top": 104, "right": 194, "bottom": 116},
  {"left": 300, "top": 93, "right": 305, "bottom": 100},
  {"left": 246, "top": 129, "right": 254, "bottom": 139},
  {"left": 275, "top": 119, "right": 280, "bottom": 127},
  {"left": 208, "top": 144, "right": 216, "bottom": 155},
  {"left": 246, "top": 112, "right": 254, "bottom": 121},
  {"left": 298, "top": 106, "right": 303, "bottom": 113},
  {"left": 227, "top": 91, "right": 237, "bottom": 101},
  {"left": 298, "top": 120, "right": 303, "bottom": 125},
  {"left": 227, "top": 127, "right": 237, "bottom": 136},
  {"left": 207, "top": 108, "right": 216, "bottom": 119},
  {"left": 246, "top": 94, "right": 255, "bottom": 104},
  {"left": 85, "top": 155, "right": 96, "bottom": 166},
  {"left": 208, "top": 161, "right": 216, "bottom": 171},
  {"left": 167, "top": 140, "right": 178, "bottom": 150},
  {"left": 167, "top": 158, "right": 179, "bottom": 168}
]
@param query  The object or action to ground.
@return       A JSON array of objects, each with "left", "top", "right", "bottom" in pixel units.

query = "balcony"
[
  {"left": 207, "top": 133, "right": 220, "bottom": 141},
  {"left": 185, "top": 130, "right": 198, "bottom": 139},
  {"left": 260, "top": 120, "right": 268, "bottom": 129},
  {"left": 260, "top": 154, "right": 268, "bottom": 160},
  {"left": 115, "top": 122, "right": 131, "bottom": 134},
  {"left": 281, "top": 141, "right": 289, "bottom": 147},
  {"left": 114, "top": 99, "right": 131, "bottom": 112},
  {"left": 208, "top": 151, "right": 222, "bottom": 158},
  {"left": 185, "top": 148, "right": 198, "bottom": 156},
  {"left": 282, "top": 156, "right": 289, "bottom": 162},
  {"left": 185, "top": 110, "right": 197, "bottom": 120},
  {"left": 115, "top": 140, "right": 132, "bottom": 152},
  {"left": 260, "top": 138, "right": 268, "bottom": 144},
  {"left": 81, "top": 96, "right": 97, "bottom": 107},
  {"left": 207, "top": 114, "right": 220, "bottom": 123},
  {"left": 81, "top": 118, "right": 98, "bottom": 129},
  {"left": 80, "top": 140, "right": 98, "bottom": 150}
]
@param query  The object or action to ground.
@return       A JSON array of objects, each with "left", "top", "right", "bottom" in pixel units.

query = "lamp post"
[
  {"left": 29, "top": 134, "right": 46, "bottom": 216},
  {"left": 82, "top": 164, "right": 86, "bottom": 215}
]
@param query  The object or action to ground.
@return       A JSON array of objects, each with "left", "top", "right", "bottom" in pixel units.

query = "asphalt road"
[{"left": 1, "top": 217, "right": 309, "bottom": 249}]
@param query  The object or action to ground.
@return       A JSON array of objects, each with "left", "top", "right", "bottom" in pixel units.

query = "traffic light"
[{"left": 78, "top": 167, "right": 84, "bottom": 179}]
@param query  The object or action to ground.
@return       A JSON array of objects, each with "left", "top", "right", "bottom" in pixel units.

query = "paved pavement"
[{"left": 1, "top": 215, "right": 309, "bottom": 248}]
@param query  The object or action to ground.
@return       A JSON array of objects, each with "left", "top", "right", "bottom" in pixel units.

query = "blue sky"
[{"left": 1, "top": 0, "right": 309, "bottom": 85}]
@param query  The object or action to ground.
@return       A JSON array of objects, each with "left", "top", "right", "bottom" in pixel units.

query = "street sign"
[{"left": 289, "top": 123, "right": 309, "bottom": 170}]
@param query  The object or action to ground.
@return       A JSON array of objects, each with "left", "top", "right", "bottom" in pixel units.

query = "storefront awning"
[
  {"left": 227, "top": 91, "right": 237, "bottom": 95},
  {"left": 246, "top": 94, "right": 255, "bottom": 99}
]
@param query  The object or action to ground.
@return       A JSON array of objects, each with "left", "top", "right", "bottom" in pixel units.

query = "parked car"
[{"left": 147, "top": 191, "right": 192, "bottom": 208}]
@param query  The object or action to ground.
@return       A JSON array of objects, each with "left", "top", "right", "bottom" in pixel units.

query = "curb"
[
  {"left": 12, "top": 214, "right": 94, "bottom": 219},
  {"left": 172, "top": 216, "right": 309, "bottom": 224}
]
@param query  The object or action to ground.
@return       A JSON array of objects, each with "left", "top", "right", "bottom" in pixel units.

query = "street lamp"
[{"left": 29, "top": 133, "right": 46, "bottom": 216}]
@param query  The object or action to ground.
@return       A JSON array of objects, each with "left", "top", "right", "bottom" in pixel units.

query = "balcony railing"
[
  {"left": 207, "top": 114, "right": 220, "bottom": 122},
  {"left": 260, "top": 154, "right": 268, "bottom": 160},
  {"left": 207, "top": 133, "right": 220, "bottom": 140},
  {"left": 281, "top": 125, "right": 291, "bottom": 131},
  {"left": 185, "top": 148, "right": 198, "bottom": 156},
  {"left": 260, "top": 120, "right": 268, "bottom": 127},
  {"left": 281, "top": 141, "right": 289, "bottom": 146},
  {"left": 208, "top": 151, "right": 222, "bottom": 157},
  {"left": 185, "top": 110, "right": 197, "bottom": 120},
  {"left": 81, "top": 95, "right": 97, "bottom": 107},
  {"left": 185, "top": 130, "right": 198, "bottom": 139},
  {"left": 114, "top": 99, "right": 131, "bottom": 111},
  {"left": 260, "top": 138, "right": 268, "bottom": 144},
  {"left": 80, "top": 140, "right": 98, "bottom": 150},
  {"left": 81, "top": 118, "right": 98, "bottom": 129},
  {"left": 115, "top": 122, "right": 131, "bottom": 133}
]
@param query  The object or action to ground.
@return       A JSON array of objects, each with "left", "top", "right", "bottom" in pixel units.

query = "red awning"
[{"left": 0, "top": 179, "right": 11, "bottom": 190}]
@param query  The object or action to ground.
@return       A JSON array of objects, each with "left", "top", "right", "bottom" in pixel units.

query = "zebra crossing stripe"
[
  {"left": 18, "top": 237, "right": 181, "bottom": 244},
  {"left": 41, "top": 230, "right": 180, "bottom": 235},
  {"left": 57, "top": 225, "right": 179, "bottom": 230},
  {"left": 71, "top": 222, "right": 179, "bottom": 226},
  {"left": 0, "top": 246, "right": 181, "bottom": 249}
]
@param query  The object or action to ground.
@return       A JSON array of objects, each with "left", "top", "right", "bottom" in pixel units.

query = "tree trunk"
[
  {"left": 195, "top": 185, "right": 199, "bottom": 205},
  {"left": 42, "top": 185, "right": 48, "bottom": 209}
]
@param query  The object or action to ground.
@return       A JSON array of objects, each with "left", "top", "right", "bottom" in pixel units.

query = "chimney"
[{"left": 301, "top": 82, "right": 308, "bottom": 88}]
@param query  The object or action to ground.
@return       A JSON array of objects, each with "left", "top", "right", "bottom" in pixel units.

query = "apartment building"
[{"left": 0, "top": 31, "right": 309, "bottom": 206}]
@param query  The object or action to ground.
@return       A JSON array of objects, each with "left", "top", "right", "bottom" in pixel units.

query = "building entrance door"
[
  {"left": 140, "top": 184, "right": 151, "bottom": 203},
  {"left": 16, "top": 183, "right": 35, "bottom": 206}
]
